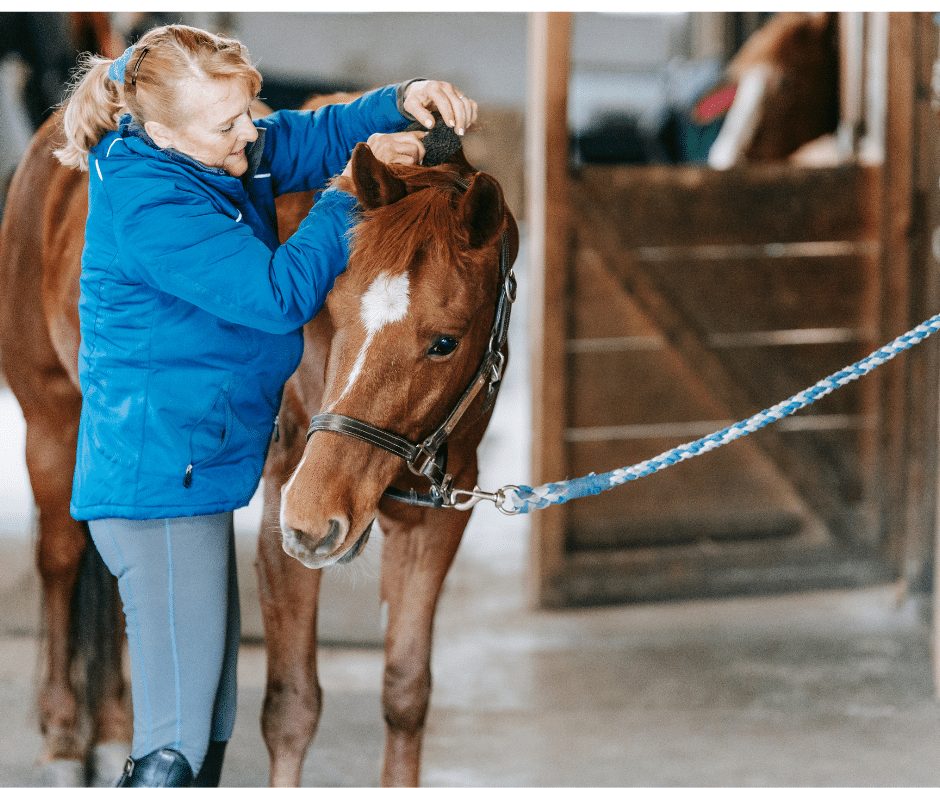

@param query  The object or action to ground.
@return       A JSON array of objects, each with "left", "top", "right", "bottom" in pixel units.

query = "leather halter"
[{"left": 306, "top": 177, "right": 515, "bottom": 508}]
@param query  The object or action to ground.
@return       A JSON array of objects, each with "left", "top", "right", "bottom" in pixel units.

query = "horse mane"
[{"left": 345, "top": 163, "right": 476, "bottom": 282}]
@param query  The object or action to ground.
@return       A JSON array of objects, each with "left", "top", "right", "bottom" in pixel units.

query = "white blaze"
[
  {"left": 283, "top": 272, "right": 411, "bottom": 507},
  {"left": 707, "top": 63, "right": 771, "bottom": 170},
  {"left": 326, "top": 272, "right": 411, "bottom": 412},
  {"left": 361, "top": 271, "right": 411, "bottom": 333}
]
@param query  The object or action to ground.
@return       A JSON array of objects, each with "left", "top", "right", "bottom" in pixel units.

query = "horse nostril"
[{"left": 314, "top": 518, "right": 345, "bottom": 555}]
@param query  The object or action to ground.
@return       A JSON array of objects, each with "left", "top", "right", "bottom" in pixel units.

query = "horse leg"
[
  {"left": 378, "top": 504, "right": 470, "bottom": 787},
  {"left": 257, "top": 478, "right": 324, "bottom": 788},
  {"left": 86, "top": 556, "right": 132, "bottom": 787},
  {"left": 20, "top": 368, "right": 130, "bottom": 786},
  {"left": 25, "top": 403, "right": 89, "bottom": 783}
]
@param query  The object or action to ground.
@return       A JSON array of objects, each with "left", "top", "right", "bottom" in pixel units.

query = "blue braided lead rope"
[{"left": 502, "top": 312, "right": 940, "bottom": 515}]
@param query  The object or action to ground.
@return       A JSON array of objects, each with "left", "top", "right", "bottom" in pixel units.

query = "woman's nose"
[{"left": 239, "top": 115, "right": 258, "bottom": 143}]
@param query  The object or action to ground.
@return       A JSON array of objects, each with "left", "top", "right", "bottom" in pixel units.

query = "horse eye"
[{"left": 428, "top": 335, "right": 459, "bottom": 357}]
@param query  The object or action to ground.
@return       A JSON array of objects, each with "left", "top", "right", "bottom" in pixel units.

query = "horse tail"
[{"left": 72, "top": 526, "right": 124, "bottom": 731}]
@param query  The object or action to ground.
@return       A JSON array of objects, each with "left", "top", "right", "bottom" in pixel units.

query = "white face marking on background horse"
[
  {"left": 707, "top": 63, "right": 771, "bottom": 170},
  {"left": 325, "top": 272, "right": 411, "bottom": 412}
]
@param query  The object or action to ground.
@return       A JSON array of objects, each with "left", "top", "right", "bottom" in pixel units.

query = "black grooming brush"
[{"left": 406, "top": 113, "right": 463, "bottom": 167}]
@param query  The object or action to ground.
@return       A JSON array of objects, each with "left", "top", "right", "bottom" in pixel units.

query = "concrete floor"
[
  {"left": 3, "top": 234, "right": 940, "bottom": 786},
  {"left": 2, "top": 530, "right": 940, "bottom": 787}
]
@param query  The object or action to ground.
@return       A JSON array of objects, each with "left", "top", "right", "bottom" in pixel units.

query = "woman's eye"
[{"left": 428, "top": 335, "right": 459, "bottom": 357}]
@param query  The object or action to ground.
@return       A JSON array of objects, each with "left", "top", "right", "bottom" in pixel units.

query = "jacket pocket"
[
  {"left": 85, "top": 382, "right": 139, "bottom": 469},
  {"left": 184, "top": 386, "right": 234, "bottom": 487}
]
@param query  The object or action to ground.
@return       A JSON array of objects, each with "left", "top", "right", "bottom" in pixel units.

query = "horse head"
[
  {"left": 708, "top": 12, "right": 839, "bottom": 168},
  {"left": 279, "top": 141, "right": 518, "bottom": 568}
]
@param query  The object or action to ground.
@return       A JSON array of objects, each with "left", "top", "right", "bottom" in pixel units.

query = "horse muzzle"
[{"left": 279, "top": 511, "right": 375, "bottom": 569}]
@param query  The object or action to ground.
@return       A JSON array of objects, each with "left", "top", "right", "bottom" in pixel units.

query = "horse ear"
[
  {"left": 350, "top": 143, "right": 407, "bottom": 210},
  {"left": 814, "top": 11, "right": 836, "bottom": 37},
  {"left": 821, "top": 11, "right": 839, "bottom": 47},
  {"left": 460, "top": 172, "right": 505, "bottom": 249}
]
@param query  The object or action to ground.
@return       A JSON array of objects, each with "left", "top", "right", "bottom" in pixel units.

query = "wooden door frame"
[{"left": 526, "top": 11, "right": 572, "bottom": 606}]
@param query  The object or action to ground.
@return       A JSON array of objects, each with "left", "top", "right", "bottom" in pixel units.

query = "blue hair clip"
[{"left": 108, "top": 45, "right": 135, "bottom": 84}]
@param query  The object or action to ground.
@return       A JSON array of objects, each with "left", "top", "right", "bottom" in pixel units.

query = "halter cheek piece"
[{"left": 305, "top": 177, "right": 516, "bottom": 508}]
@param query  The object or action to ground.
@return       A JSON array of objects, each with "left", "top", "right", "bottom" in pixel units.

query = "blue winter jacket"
[{"left": 70, "top": 83, "right": 413, "bottom": 521}]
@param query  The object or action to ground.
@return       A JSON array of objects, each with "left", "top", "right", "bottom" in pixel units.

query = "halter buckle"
[
  {"left": 490, "top": 350, "right": 506, "bottom": 382},
  {"left": 407, "top": 443, "right": 442, "bottom": 480},
  {"left": 505, "top": 270, "right": 517, "bottom": 303}
]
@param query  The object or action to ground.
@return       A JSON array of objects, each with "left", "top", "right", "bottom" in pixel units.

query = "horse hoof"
[
  {"left": 40, "top": 759, "right": 85, "bottom": 787},
  {"left": 89, "top": 742, "right": 131, "bottom": 787}
]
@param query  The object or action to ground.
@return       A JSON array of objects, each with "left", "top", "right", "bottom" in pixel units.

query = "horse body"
[
  {"left": 0, "top": 113, "right": 130, "bottom": 786},
  {"left": 259, "top": 143, "right": 517, "bottom": 786},
  {"left": 1, "top": 98, "right": 516, "bottom": 787}
]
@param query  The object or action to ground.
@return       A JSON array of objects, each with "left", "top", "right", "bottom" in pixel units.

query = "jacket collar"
[{"left": 119, "top": 113, "right": 266, "bottom": 186}]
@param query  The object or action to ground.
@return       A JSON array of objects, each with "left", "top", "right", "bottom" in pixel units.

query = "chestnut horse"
[
  {"left": 706, "top": 12, "right": 840, "bottom": 168},
  {"left": 0, "top": 111, "right": 130, "bottom": 788},
  {"left": 258, "top": 136, "right": 516, "bottom": 786},
  {"left": 0, "top": 100, "right": 516, "bottom": 786}
]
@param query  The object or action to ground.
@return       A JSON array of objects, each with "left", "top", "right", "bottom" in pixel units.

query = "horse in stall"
[
  {"left": 0, "top": 93, "right": 516, "bottom": 787},
  {"left": 576, "top": 12, "right": 840, "bottom": 168},
  {"left": 706, "top": 11, "right": 840, "bottom": 168}
]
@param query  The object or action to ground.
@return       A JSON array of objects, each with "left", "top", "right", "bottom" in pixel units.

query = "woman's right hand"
[{"left": 341, "top": 131, "right": 428, "bottom": 176}]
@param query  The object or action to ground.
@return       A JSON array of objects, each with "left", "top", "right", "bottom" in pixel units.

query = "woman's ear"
[{"left": 144, "top": 119, "right": 177, "bottom": 150}]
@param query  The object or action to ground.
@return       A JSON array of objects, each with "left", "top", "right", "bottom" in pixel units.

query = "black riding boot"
[
  {"left": 115, "top": 747, "right": 194, "bottom": 787},
  {"left": 192, "top": 740, "right": 227, "bottom": 787}
]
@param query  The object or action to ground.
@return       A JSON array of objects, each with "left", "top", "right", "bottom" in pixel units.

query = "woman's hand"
[
  {"left": 403, "top": 80, "right": 478, "bottom": 136},
  {"left": 367, "top": 131, "right": 427, "bottom": 166},
  {"left": 340, "top": 131, "right": 428, "bottom": 177}
]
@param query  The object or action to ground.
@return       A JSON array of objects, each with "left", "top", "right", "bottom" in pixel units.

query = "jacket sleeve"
[
  {"left": 260, "top": 83, "right": 413, "bottom": 196},
  {"left": 112, "top": 178, "right": 357, "bottom": 334}
]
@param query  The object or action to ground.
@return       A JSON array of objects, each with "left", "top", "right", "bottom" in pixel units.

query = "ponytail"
[{"left": 54, "top": 53, "right": 124, "bottom": 171}]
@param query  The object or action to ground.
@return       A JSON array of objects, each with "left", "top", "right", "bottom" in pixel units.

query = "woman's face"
[{"left": 158, "top": 76, "right": 258, "bottom": 177}]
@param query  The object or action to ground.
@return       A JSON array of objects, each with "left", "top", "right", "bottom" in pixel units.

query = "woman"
[{"left": 54, "top": 23, "right": 477, "bottom": 787}]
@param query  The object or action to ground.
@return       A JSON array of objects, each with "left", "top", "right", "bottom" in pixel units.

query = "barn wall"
[{"left": 220, "top": 12, "right": 689, "bottom": 111}]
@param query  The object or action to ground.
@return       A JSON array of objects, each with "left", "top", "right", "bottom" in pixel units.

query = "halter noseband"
[{"left": 305, "top": 177, "right": 515, "bottom": 508}]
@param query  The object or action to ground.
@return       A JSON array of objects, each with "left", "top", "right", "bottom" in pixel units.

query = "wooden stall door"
[
  {"left": 527, "top": 13, "right": 940, "bottom": 609},
  {"left": 551, "top": 163, "right": 886, "bottom": 606}
]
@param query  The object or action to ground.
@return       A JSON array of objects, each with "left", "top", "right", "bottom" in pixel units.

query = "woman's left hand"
[
  {"left": 339, "top": 130, "right": 427, "bottom": 177},
  {"left": 403, "top": 80, "right": 478, "bottom": 136},
  {"left": 366, "top": 131, "right": 427, "bottom": 166}
]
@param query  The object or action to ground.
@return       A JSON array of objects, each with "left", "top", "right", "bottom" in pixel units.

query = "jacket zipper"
[{"left": 184, "top": 426, "right": 226, "bottom": 487}]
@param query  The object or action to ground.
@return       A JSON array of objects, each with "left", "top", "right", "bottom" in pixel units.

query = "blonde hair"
[{"left": 55, "top": 24, "right": 262, "bottom": 170}]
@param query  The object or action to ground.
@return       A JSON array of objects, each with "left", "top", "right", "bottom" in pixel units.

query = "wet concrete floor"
[{"left": 2, "top": 520, "right": 940, "bottom": 787}]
